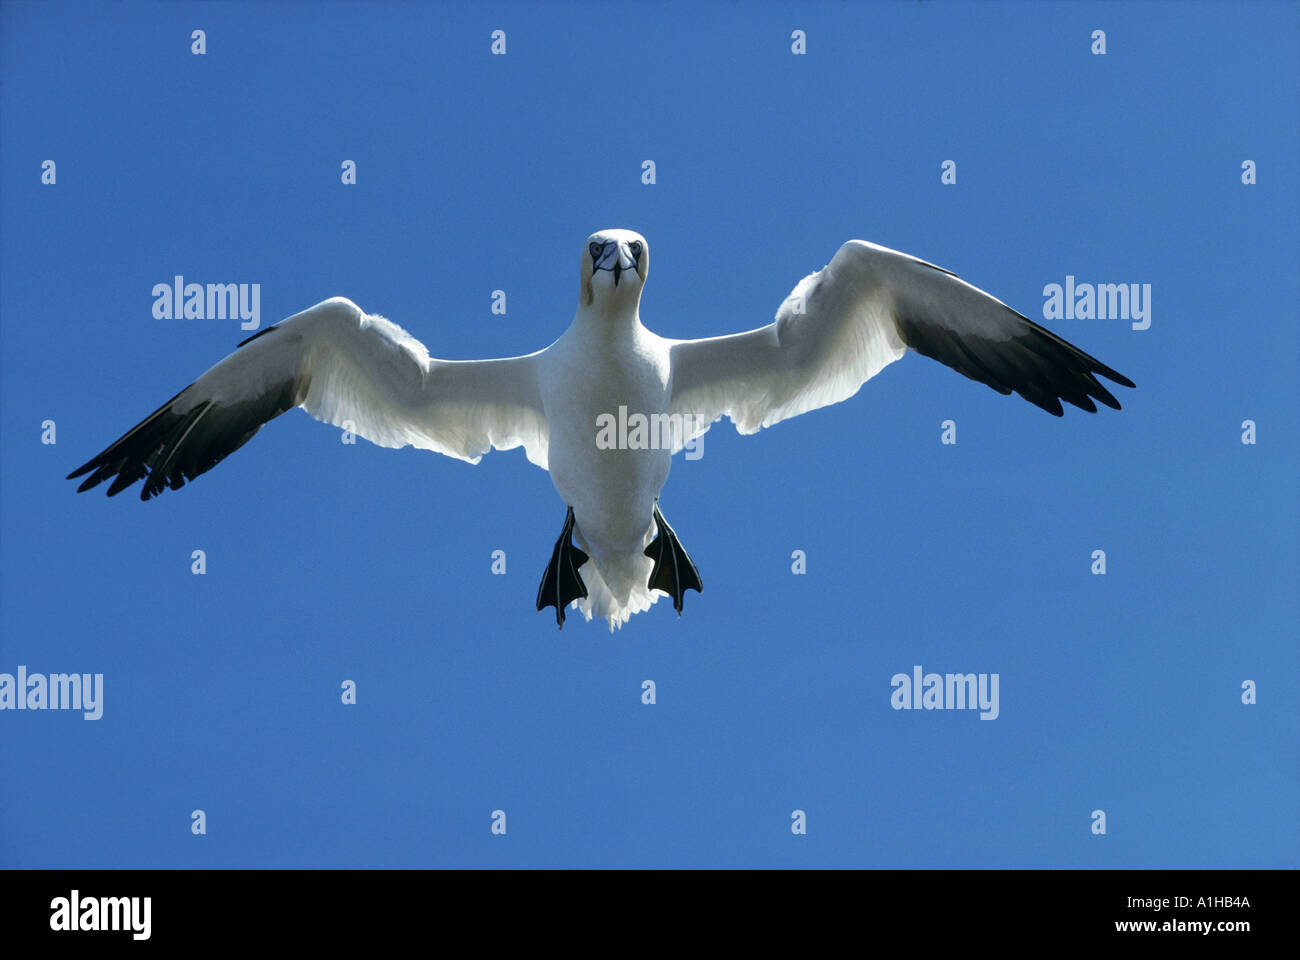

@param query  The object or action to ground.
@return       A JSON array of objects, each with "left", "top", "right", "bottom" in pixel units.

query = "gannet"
[{"left": 68, "top": 229, "right": 1135, "bottom": 629}]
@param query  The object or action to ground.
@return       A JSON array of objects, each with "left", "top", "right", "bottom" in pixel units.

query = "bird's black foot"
[
  {"left": 644, "top": 501, "right": 703, "bottom": 615},
  {"left": 536, "top": 506, "right": 589, "bottom": 629}
]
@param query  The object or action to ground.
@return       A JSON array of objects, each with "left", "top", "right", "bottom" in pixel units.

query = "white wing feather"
[
  {"left": 69, "top": 297, "right": 548, "bottom": 499},
  {"left": 668, "top": 240, "right": 1133, "bottom": 448}
]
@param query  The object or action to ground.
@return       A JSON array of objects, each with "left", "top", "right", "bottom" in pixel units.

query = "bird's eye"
[
  {"left": 588, "top": 242, "right": 603, "bottom": 259},
  {"left": 629, "top": 241, "right": 643, "bottom": 258}
]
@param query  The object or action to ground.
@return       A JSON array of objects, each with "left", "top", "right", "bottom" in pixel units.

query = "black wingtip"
[{"left": 1087, "top": 362, "right": 1135, "bottom": 393}]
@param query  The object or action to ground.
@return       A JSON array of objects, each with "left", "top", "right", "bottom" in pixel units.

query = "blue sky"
[{"left": 1, "top": 0, "right": 1296, "bottom": 868}]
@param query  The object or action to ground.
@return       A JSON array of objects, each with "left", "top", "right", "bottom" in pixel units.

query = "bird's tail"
[{"left": 573, "top": 549, "right": 660, "bottom": 632}]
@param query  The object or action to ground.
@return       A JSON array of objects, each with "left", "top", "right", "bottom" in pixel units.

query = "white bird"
[{"left": 69, "top": 229, "right": 1135, "bottom": 629}]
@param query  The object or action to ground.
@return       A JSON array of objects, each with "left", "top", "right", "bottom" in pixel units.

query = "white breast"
[{"left": 540, "top": 320, "right": 673, "bottom": 565}]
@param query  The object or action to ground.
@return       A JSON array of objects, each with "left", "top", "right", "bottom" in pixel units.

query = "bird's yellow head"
[{"left": 579, "top": 229, "right": 648, "bottom": 308}]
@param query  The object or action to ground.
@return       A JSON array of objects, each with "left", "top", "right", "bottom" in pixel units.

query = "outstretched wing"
[
  {"left": 68, "top": 297, "right": 549, "bottom": 500},
  {"left": 668, "top": 240, "right": 1135, "bottom": 443}
]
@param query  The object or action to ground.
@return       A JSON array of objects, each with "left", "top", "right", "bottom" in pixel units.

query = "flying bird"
[{"left": 69, "top": 230, "right": 1135, "bottom": 629}]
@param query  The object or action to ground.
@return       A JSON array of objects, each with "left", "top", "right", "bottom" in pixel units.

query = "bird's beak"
[{"left": 595, "top": 241, "right": 638, "bottom": 287}]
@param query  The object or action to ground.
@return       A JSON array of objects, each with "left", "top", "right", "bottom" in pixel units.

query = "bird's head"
[{"left": 579, "top": 229, "right": 648, "bottom": 308}]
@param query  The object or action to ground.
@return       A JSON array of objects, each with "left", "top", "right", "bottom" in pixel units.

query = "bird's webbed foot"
[
  {"left": 536, "top": 505, "right": 589, "bottom": 629},
  {"left": 644, "top": 501, "right": 703, "bottom": 616}
]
